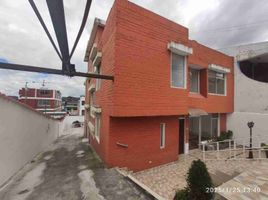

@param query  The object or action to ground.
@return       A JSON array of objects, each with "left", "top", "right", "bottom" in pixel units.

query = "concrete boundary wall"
[
  {"left": 59, "top": 116, "right": 84, "bottom": 136},
  {"left": 0, "top": 94, "right": 59, "bottom": 187},
  {"left": 227, "top": 112, "right": 268, "bottom": 145}
]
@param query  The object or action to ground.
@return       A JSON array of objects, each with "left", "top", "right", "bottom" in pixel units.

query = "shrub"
[
  {"left": 187, "top": 159, "right": 214, "bottom": 200},
  {"left": 174, "top": 189, "right": 188, "bottom": 200},
  {"left": 217, "top": 130, "right": 233, "bottom": 141}
]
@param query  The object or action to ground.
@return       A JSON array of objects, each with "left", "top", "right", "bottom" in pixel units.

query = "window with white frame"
[
  {"left": 95, "top": 63, "right": 101, "bottom": 91},
  {"left": 160, "top": 123, "right": 166, "bottom": 149},
  {"left": 37, "top": 99, "right": 50, "bottom": 107},
  {"left": 190, "top": 68, "right": 200, "bottom": 93},
  {"left": 90, "top": 91, "right": 96, "bottom": 106},
  {"left": 89, "top": 91, "right": 96, "bottom": 118},
  {"left": 95, "top": 114, "right": 101, "bottom": 142},
  {"left": 208, "top": 70, "right": 226, "bottom": 95},
  {"left": 171, "top": 53, "right": 186, "bottom": 88}
]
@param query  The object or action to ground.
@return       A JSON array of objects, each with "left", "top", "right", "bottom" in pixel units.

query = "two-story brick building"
[
  {"left": 84, "top": 0, "right": 234, "bottom": 171},
  {"left": 19, "top": 88, "right": 62, "bottom": 113}
]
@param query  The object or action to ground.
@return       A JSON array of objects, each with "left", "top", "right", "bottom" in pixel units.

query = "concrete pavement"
[{"left": 0, "top": 128, "right": 153, "bottom": 200}]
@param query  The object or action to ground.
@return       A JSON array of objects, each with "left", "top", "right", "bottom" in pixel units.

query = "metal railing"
[{"left": 201, "top": 137, "right": 268, "bottom": 161}]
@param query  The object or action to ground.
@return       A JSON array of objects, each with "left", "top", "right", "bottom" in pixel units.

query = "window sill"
[
  {"left": 171, "top": 86, "right": 187, "bottom": 90},
  {"left": 208, "top": 93, "right": 227, "bottom": 97},
  {"left": 188, "top": 93, "right": 205, "bottom": 98}
]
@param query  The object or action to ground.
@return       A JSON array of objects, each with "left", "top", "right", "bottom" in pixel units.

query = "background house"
[
  {"left": 19, "top": 87, "right": 65, "bottom": 118},
  {"left": 62, "top": 96, "right": 80, "bottom": 115},
  {"left": 78, "top": 95, "right": 85, "bottom": 116}
]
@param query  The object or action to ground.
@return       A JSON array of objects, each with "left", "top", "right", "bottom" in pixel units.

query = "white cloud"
[{"left": 0, "top": 0, "right": 267, "bottom": 97}]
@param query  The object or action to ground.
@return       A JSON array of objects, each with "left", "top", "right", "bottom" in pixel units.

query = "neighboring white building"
[
  {"left": 220, "top": 41, "right": 268, "bottom": 145},
  {"left": 78, "top": 96, "right": 85, "bottom": 116}
]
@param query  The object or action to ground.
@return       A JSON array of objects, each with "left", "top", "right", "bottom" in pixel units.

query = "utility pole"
[{"left": 25, "top": 81, "right": 29, "bottom": 105}]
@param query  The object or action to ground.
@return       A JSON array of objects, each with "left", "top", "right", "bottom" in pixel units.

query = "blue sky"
[{"left": 0, "top": 57, "right": 8, "bottom": 63}]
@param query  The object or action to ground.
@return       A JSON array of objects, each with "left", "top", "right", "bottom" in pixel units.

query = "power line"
[{"left": 192, "top": 19, "right": 268, "bottom": 33}]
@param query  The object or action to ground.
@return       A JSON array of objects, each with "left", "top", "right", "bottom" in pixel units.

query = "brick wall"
[
  {"left": 110, "top": 0, "right": 234, "bottom": 117},
  {"left": 86, "top": 2, "right": 117, "bottom": 162},
  {"left": 108, "top": 116, "right": 179, "bottom": 171},
  {"left": 85, "top": 0, "right": 234, "bottom": 171}
]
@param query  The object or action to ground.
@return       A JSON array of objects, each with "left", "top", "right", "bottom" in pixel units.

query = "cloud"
[
  {"left": 188, "top": 0, "right": 268, "bottom": 48},
  {"left": 0, "top": 0, "right": 268, "bottom": 97}
]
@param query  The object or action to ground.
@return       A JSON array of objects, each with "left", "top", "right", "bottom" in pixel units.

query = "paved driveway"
[
  {"left": 0, "top": 128, "right": 153, "bottom": 200},
  {"left": 133, "top": 150, "right": 268, "bottom": 199}
]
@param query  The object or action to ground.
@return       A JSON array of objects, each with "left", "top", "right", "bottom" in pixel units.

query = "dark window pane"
[
  {"left": 217, "top": 79, "right": 225, "bottom": 94},
  {"left": 209, "top": 77, "right": 216, "bottom": 93},
  {"left": 171, "top": 53, "right": 185, "bottom": 87},
  {"left": 190, "top": 68, "right": 199, "bottom": 93}
]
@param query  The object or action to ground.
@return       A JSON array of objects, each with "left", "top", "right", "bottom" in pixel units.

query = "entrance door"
[{"left": 179, "top": 119, "right": 185, "bottom": 154}]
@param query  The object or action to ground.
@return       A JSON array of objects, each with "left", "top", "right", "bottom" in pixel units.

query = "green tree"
[{"left": 186, "top": 159, "right": 214, "bottom": 200}]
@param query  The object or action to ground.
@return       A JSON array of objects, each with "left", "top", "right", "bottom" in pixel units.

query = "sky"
[{"left": 0, "top": 0, "right": 268, "bottom": 97}]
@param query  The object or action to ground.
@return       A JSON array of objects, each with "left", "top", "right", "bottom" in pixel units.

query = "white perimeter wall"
[
  {"left": 227, "top": 112, "right": 268, "bottom": 146},
  {"left": 0, "top": 96, "right": 59, "bottom": 187},
  {"left": 59, "top": 115, "right": 84, "bottom": 136}
]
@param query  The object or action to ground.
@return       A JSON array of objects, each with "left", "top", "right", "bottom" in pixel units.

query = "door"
[{"left": 179, "top": 119, "right": 185, "bottom": 154}]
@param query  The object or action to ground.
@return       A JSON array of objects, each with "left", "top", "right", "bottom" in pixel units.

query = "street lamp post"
[{"left": 247, "top": 121, "right": 254, "bottom": 159}]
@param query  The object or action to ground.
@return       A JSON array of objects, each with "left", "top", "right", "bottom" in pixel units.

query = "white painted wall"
[
  {"left": 227, "top": 112, "right": 268, "bottom": 146},
  {"left": 220, "top": 42, "right": 268, "bottom": 142},
  {"left": 0, "top": 96, "right": 59, "bottom": 187},
  {"left": 59, "top": 115, "right": 84, "bottom": 136},
  {"left": 220, "top": 42, "right": 268, "bottom": 113}
]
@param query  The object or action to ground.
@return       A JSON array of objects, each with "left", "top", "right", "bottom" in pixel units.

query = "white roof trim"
[
  {"left": 208, "top": 64, "right": 231, "bottom": 73},
  {"left": 168, "top": 42, "right": 193, "bottom": 56}
]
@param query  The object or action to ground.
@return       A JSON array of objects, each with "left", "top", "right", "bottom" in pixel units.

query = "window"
[
  {"left": 90, "top": 91, "right": 96, "bottom": 106},
  {"left": 55, "top": 91, "right": 61, "bottom": 99},
  {"left": 171, "top": 53, "right": 185, "bottom": 88},
  {"left": 160, "top": 123, "right": 166, "bottom": 149},
  {"left": 95, "top": 114, "right": 101, "bottom": 142},
  {"left": 208, "top": 70, "right": 225, "bottom": 95},
  {"left": 40, "top": 90, "right": 49, "bottom": 95},
  {"left": 190, "top": 68, "right": 200, "bottom": 93},
  {"left": 95, "top": 63, "right": 101, "bottom": 91},
  {"left": 37, "top": 99, "right": 50, "bottom": 107},
  {"left": 82, "top": 101, "right": 85, "bottom": 106}
]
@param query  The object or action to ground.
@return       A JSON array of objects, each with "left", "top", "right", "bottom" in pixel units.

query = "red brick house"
[
  {"left": 84, "top": 0, "right": 234, "bottom": 171},
  {"left": 19, "top": 88, "right": 62, "bottom": 113}
]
